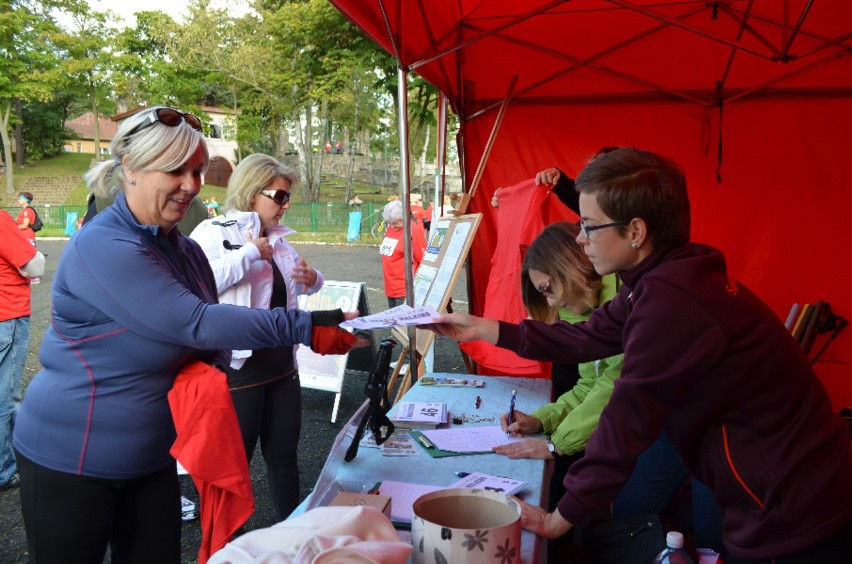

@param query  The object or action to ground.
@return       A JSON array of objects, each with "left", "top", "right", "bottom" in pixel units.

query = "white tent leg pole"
[
  {"left": 397, "top": 67, "right": 418, "bottom": 379},
  {"left": 424, "top": 95, "right": 448, "bottom": 374}
]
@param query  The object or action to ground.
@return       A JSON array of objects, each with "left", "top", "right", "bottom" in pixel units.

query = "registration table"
[{"left": 300, "top": 373, "right": 552, "bottom": 563}]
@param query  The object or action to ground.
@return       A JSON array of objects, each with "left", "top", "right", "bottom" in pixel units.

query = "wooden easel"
[
  {"left": 385, "top": 214, "right": 482, "bottom": 402},
  {"left": 385, "top": 328, "right": 432, "bottom": 404}
]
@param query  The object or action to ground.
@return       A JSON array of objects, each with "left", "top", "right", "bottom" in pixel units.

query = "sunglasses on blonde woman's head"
[
  {"left": 259, "top": 189, "right": 291, "bottom": 206},
  {"left": 125, "top": 107, "right": 203, "bottom": 139}
]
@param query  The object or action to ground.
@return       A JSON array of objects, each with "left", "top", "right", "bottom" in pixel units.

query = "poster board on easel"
[
  {"left": 389, "top": 214, "right": 481, "bottom": 396},
  {"left": 296, "top": 281, "right": 375, "bottom": 422}
]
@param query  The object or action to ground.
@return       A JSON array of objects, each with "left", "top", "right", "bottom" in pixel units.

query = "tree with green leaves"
[
  {"left": 22, "top": 99, "right": 71, "bottom": 160},
  {"left": 0, "top": 0, "right": 63, "bottom": 194},
  {"left": 272, "top": 0, "right": 397, "bottom": 202},
  {"left": 167, "top": 0, "right": 398, "bottom": 203},
  {"left": 51, "top": 0, "right": 122, "bottom": 160}
]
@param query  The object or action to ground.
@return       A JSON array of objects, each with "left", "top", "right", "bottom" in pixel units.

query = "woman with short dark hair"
[{"left": 427, "top": 147, "right": 852, "bottom": 562}]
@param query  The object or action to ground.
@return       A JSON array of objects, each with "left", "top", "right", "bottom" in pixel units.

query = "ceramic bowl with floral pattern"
[{"left": 411, "top": 487, "right": 521, "bottom": 564}]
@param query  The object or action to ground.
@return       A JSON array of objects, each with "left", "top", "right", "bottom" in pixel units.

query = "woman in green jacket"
[{"left": 494, "top": 221, "right": 623, "bottom": 507}]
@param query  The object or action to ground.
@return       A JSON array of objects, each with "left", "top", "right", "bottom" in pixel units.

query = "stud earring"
[
  {"left": 631, "top": 242, "right": 638, "bottom": 249},
  {"left": 129, "top": 179, "right": 136, "bottom": 185}
]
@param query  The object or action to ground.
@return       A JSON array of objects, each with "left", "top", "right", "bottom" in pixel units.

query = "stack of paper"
[
  {"left": 448, "top": 471, "right": 528, "bottom": 496},
  {"left": 371, "top": 480, "right": 442, "bottom": 525},
  {"left": 391, "top": 401, "right": 448, "bottom": 429}
]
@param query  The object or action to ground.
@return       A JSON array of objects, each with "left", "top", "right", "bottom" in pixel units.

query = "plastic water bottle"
[{"left": 651, "top": 531, "right": 694, "bottom": 564}]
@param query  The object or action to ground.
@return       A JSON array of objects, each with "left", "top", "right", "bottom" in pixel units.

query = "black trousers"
[
  {"left": 230, "top": 374, "right": 302, "bottom": 521},
  {"left": 16, "top": 451, "right": 180, "bottom": 564},
  {"left": 725, "top": 517, "right": 852, "bottom": 564}
]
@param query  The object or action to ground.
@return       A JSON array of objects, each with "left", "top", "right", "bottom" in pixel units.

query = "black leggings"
[
  {"left": 230, "top": 374, "right": 302, "bottom": 520},
  {"left": 16, "top": 451, "right": 180, "bottom": 564}
]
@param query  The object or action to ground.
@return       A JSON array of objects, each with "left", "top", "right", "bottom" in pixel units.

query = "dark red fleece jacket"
[{"left": 498, "top": 243, "right": 852, "bottom": 559}]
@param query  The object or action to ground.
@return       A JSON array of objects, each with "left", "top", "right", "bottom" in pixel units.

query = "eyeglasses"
[
  {"left": 578, "top": 220, "right": 629, "bottom": 239},
  {"left": 259, "top": 189, "right": 291, "bottom": 206},
  {"left": 125, "top": 107, "right": 203, "bottom": 138},
  {"left": 537, "top": 278, "right": 553, "bottom": 296}
]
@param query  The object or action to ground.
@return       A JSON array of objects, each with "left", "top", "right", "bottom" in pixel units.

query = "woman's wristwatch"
[{"left": 546, "top": 439, "right": 560, "bottom": 457}]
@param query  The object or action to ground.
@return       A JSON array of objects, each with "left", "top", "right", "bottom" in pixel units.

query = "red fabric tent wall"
[
  {"left": 329, "top": 0, "right": 852, "bottom": 406},
  {"left": 461, "top": 94, "right": 852, "bottom": 407}
]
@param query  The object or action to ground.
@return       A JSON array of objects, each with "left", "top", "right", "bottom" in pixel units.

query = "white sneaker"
[{"left": 181, "top": 496, "right": 197, "bottom": 521}]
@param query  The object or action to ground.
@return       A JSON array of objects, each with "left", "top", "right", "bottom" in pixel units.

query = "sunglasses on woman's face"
[
  {"left": 125, "top": 107, "right": 203, "bottom": 138},
  {"left": 259, "top": 189, "right": 291, "bottom": 206}
]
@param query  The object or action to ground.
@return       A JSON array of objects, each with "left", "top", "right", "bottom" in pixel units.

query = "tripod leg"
[{"left": 344, "top": 407, "right": 372, "bottom": 462}]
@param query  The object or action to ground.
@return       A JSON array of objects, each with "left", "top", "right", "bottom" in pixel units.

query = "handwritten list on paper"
[{"left": 420, "top": 426, "right": 526, "bottom": 453}]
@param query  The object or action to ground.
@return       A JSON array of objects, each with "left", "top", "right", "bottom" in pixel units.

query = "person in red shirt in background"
[
  {"left": 379, "top": 200, "right": 426, "bottom": 309},
  {"left": 15, "top": 192, "right": 36, "bottom": 243},
  {"left": 409, "top": 193, "right": 425, "bottom": 225},
  {"left": 0, "top": 209, "right": 45, "bottom": 491},
  {"left": 15, "top": 192, "right": 40, "bottom": 284}
]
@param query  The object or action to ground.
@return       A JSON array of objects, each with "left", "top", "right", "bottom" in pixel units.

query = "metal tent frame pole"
[{"left": 396, "top": 66, "right": 419, "bottom": 380}]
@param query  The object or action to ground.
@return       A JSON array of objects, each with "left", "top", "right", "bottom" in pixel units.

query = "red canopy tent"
[{"left": 329, "top": 0, "right": 852, "bottom": 406}]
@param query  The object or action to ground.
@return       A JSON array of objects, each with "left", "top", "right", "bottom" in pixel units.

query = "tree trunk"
[
  {"left": 91, "top": 82, "right": 101, "bottom": 160},
  {"left": 2, "top": 102, "right": 15, "bottom": 195},
  {"left": 14, "top": 98, "right": 25, "bottom": 167},
  {"left": 345, "top": 74, "right": 360, "bottom": 204},
  {"left": 231, "top": 85, "right": 242, "bottom": 162},
  {"left": 295, "top": 105, "right": 313, "bottom": 203},
  {"left": 361, "top": 129, "right": 371, "bottom": 159},
  {"left": 313, "top": 99, "right": 328, "bottom": 203},
  {"left": 419, "top": 123, "right": 431, "bottom": 196},
  {"left": 276, "top": 124, "right": 289, "bottom": 160}
]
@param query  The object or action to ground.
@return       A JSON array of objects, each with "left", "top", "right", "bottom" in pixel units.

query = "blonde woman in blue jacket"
[{"left": 191, "top": 153, "right": 323, "bottom": 520}]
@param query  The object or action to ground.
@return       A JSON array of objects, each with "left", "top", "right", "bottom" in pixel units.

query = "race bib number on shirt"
[{"left": 379, "top": 237, "right": 398, "bottom": 256}]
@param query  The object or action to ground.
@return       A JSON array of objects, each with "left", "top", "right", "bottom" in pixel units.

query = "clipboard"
[
  {"left": 409, "top": 429, "right": 494, "bottom": 458},
  {"left": 387, "top": 214, "right": 482, "bottom": 400}
]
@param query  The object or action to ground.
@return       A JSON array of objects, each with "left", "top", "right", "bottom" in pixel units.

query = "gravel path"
[{"left": 0, "top": 238, "right": 470, "bottom": 563}]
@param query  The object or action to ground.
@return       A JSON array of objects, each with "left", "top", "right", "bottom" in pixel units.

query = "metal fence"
[{"left": 3, "top": 202, "right": 383, "bottom": 235}]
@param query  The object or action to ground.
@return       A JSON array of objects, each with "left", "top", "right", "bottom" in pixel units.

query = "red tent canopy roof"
[{"left": 331, "top": 0, "right": 851, "bottom": 119}]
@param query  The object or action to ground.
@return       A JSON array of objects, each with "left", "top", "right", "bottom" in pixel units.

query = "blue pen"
[{"left": 507, "top": 389, "right": 516, "bottom": 437}]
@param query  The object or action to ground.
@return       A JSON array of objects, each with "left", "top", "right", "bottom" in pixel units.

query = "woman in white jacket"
[{"left": 191, "top": 153, "right": 323, "bottom": 520}]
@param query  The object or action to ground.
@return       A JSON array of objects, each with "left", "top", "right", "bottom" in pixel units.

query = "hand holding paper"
[
  {"left": 310, "top": 309, "right": 370, "bottom": 354},
  {"left": 420, "top": 312, "right": 500, "bottom": 344},
  {"left": 340, "top": 304, "right": 440, "bottom": 330}
]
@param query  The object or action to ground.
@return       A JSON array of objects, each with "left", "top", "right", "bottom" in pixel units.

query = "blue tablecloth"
[{"left": 301, "top": 373, "right": 552, "bottom": 563}]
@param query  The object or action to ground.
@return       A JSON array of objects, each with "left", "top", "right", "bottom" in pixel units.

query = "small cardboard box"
[{"left": 329, "top": 491, "right": 392, "bottom": 519}]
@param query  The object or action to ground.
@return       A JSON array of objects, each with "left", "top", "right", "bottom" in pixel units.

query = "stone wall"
[
  {"left": 16, "top": 177, "right": 80, "bottom": 205},
  {"left": 282, "top": 154, "right": 463, "bottom": 195}
]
